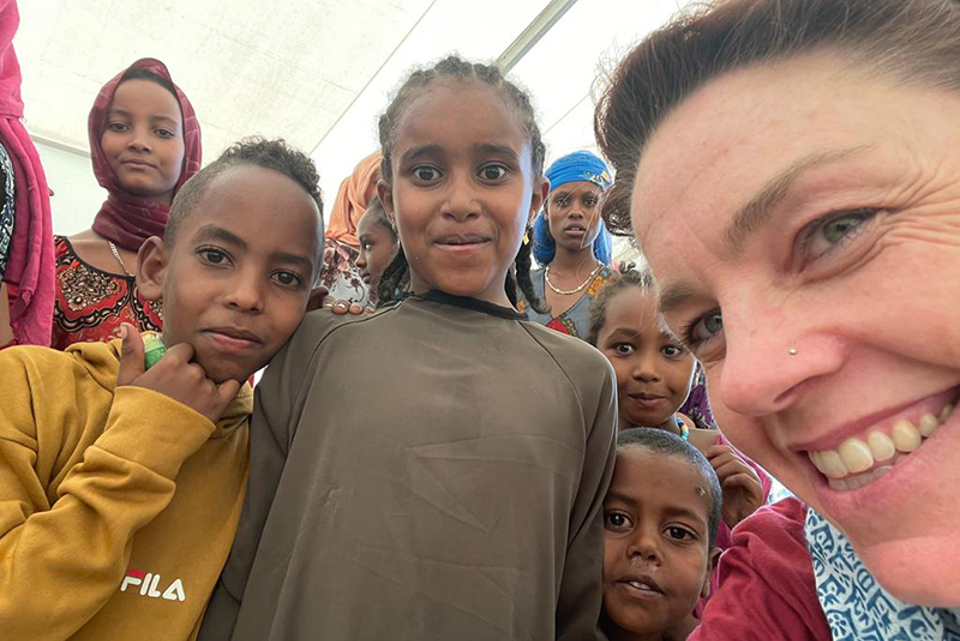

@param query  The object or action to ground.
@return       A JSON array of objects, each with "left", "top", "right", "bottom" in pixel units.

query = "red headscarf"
[
  {"left": 0, "top": 0, "right": 55, "bottom": 346},
  {"left": 326, "top": 151, "right": 382, "bottom": 249},
  {"left": 89, "top": 58, "right": 201, "bottom": 252}
]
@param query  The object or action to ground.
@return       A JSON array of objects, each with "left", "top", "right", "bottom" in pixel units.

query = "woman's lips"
[{"left": 120, "top": 158, "right": 156, "bottom": 170}]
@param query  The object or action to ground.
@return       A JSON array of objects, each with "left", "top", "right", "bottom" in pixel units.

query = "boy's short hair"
[
  {"left": 617, "top": 428, "right": 723, "bottom": 547},
  {"left": 165, "top": 137, "right": 325, "bottom": 262}
]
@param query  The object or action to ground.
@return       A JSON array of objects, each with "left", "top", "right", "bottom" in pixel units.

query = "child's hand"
[
  {"left": 307, "top": 286, "right": 373, "bottom": 315},
  {"left": 704, "top": 444, "right": 764, "bottom": 528},
  {"left": 116, "top": 324, "right": 241, "bottom": 424},
  {"left": 325, "top": 299, "right": 375, "bottom": 315}
]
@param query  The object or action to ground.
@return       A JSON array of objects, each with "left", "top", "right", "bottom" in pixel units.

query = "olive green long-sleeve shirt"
[{"left": 201, "top": 291, "right": 617, "bottom": 641}]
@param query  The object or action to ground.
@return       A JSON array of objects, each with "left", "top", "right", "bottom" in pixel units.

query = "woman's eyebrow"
[{"left": 722, "top": 145, "right": 871, "bottom": 253}]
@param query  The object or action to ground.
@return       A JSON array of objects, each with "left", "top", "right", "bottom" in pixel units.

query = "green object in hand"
[{"left": 143, "top": 336, "right": 166, "bottom": 370}]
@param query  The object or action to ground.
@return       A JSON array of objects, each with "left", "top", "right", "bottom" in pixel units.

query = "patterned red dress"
[{"left": 50, "top": 236, "right": 162, "bottom": 350}]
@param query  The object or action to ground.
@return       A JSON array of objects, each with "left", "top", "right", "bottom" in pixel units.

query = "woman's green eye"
[{"left": 822, "top": 213, "right": 868, "bottom": 244}]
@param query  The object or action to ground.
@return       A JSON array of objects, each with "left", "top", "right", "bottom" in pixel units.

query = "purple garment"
[{"left": 680, "top": 369, "right": 715, "bottom": 427}]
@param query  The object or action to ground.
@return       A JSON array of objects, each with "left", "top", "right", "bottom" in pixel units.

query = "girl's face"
[
  {"left": 597, "top": 287, "right": 696, "bottom": 430},
  {"left": 355, "top": 211, "right": 397, "bottom": 290},
  {"left": 633, "top": 52, "right": 960, "bottom": 605},
  {"left": 546, "top": 180, "right": 603, "bottom": 254},
  {"left": 379, "top": 79, "right": 548, "bottom": 307},
  {"left": 101, "top": 79, "right": 185, "bottom": 204}
]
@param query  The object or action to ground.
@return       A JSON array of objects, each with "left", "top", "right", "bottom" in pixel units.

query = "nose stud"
[{"left": 788, "top": 348, "right": 798, "bottom": 356}]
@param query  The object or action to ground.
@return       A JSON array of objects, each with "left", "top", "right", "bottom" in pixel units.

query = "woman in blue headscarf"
[{"left": 519, "top": 150, "right": 615, "bottom": 339}]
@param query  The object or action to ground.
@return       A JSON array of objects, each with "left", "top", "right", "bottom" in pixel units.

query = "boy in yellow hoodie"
[{"left": 0, "top": 137, "right": 324, "bottom": 641}]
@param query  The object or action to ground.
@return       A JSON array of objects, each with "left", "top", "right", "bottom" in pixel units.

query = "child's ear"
[
  {"left": 377, "top": 180, "right": 396, "bottom": 226},
  {"left": 136, "top": 236, "right": 168, "bottom": 302},
  {"left": 528, "top": 176, "right": 550, "bottom": 226},
  {"left": 700, "top": 547, "right": 722, "bottom": 599}
]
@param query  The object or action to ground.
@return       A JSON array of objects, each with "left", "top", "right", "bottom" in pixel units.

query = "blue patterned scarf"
[{"left": 805, "top": 508, "right": 960, "bottom": 640}]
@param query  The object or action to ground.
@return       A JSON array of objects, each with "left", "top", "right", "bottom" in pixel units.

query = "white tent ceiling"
[{"left": 15, "top": 0, "right": 694, "bottom": 230}]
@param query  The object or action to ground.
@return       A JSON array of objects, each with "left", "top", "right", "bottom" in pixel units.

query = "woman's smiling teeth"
[{"left": 808, "top": 403, "right": 955, "bottom": 490}]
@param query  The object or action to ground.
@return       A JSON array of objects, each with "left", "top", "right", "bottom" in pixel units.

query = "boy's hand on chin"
[
  {"left": 705, "top": 444, "right": 764, "bottom": 528},
  {"left": 117, "top": 323, "right": 241, "bottom": 424}
]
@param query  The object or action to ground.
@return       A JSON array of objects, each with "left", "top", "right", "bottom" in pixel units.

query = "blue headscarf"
[{"left": 533, "top": 150, "right": 613, "bottom": 266}]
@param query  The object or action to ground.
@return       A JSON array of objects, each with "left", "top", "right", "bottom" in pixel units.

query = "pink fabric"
[
  {"left": 695, "top": 432, "right": 773, "bottom": 618},
  {"left": 0, "top": 0, "right": 22, "bottom": 119},
  {"left": 89, "top": 58, "right": 201, "bottom": 252},
  {"left": 0, "top": 0, "right": 55, "bottom": 346},
  {"left": 689, "top": 498, "right": 831, "bottom": 641}
]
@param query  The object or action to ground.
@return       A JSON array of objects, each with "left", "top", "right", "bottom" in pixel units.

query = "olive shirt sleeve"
[
  {"left": 0, "top": 347, "right": 216, "bottom": 641},
  {"left": 552, "top": 341, "right": 618, "bottom": 641},
  {"left": 199, "top": 311, "right": 343, "bottom": 640}
]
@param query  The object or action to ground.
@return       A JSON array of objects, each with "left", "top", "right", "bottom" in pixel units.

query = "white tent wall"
[
  {"left": 33, "top": 142, "right": 105, "bottom": 236},
  {"left": 16, "top": 0, "right": 695, "bottom": 254}
]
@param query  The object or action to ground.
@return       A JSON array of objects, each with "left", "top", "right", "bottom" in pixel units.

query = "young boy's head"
[
  {"left": 602, "top": 428, "right": 721, "bottom": 640},
  {"left": 136, "top": 137, "right": 324, "bottom": 384}
]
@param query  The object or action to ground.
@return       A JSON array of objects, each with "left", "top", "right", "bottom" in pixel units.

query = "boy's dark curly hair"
[{"left": 165, "top": 136, "right": 324, "bottom": 261}]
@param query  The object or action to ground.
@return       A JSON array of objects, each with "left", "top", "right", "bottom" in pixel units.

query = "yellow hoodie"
[{"left": 0, "top": 339, "right": 251, "bottom": 641}]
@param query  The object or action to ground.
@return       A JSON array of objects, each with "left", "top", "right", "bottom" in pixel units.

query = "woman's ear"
[
  {"left": 136, "top": 236, "right": 168, "bottom": 302},
  {"left": 377, "top": 180, "right": 396, "bottom": 226},
  {"left": 700, "top": 547, "right": 722, "bottom": 598},
  {"left": 528, "top": 176, "right": 550, "bottom": 226}
]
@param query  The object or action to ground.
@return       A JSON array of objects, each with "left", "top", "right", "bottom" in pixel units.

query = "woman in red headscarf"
[{"left": 50, "top": 57, "right": 201, "bottom": 349}]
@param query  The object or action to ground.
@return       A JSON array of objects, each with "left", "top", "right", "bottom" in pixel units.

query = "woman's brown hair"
[{"left": 595, "top": 0, "right": 960, "bottom": 237}]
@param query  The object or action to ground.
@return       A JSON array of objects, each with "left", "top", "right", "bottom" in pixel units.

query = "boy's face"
[
  {"left": 137, "top": 165, "right": 321, "bottom": 383},
  {"left": 602, "top": 447, "right": 715, "bottom": 638}
]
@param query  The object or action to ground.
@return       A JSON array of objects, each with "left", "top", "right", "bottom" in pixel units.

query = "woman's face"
[
  {"left": 101, "top": 78, "right": 185, "bottom": 204},
  {"left": 632, "top": 52, "right": 960, "bottom": 606},
  {"left": 546, "top": 180, "right": 604, "bottom": 254}
]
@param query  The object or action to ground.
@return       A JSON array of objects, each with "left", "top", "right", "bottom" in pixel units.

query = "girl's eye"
[
  {"left": 361, "top": 241, "right": 373, "bottom": 251},
  {"left": 801, "top": 208, "right": 877, "bottom": 260},
  {"left": 583, "top": 196, "right": 599, "bottom": 208},
  {"left": 661, "top": 344, "right": 686, "bottom": 358},
  {"left": 665, "top": 526, "right": 696, "bottom": 541},
  {"left": 480, "top": 164, "right": 507, "bottom": 181},
  {"left": 613, "top": 343, "right": 635, "bottom": 356},
  {"left": 555, "top": 197, "right": 570, "bottom": 208},
  {"left": 199, "top": 248, "right": 229, "bottom": 265},
  {"left": 413, "top": 166, "right": 440, "bottom": 182},
  {"left": 604, "top": 512, "right": 632, "bottom": 532},
  {"left": 155, "top": 128, "right": 176, "bottom": 139},
  {"left": 107, "top": 122, "right": 129, "bottom": 133},
  {"left": 273, "top": 271, "right": 304, "bottom": 288}
]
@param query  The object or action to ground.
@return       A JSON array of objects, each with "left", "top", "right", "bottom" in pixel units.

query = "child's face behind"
[
  {"left": 597, "top": 288, "right": 696, "bottom": 430},
  {"left": 379, "top": 79, "right": 548, "bottom": 307},
  {"left": 355, "top": 211, "right": 397, "bottom": 290},
  {"left": 603, "top": 447, "right": 714, "bottom": 639},
  {"left": 101, "top": 79, "right": 185, "bottom": 205},
  {"left": 138, "top": 165, "right": 321, "bottom": 383}
]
